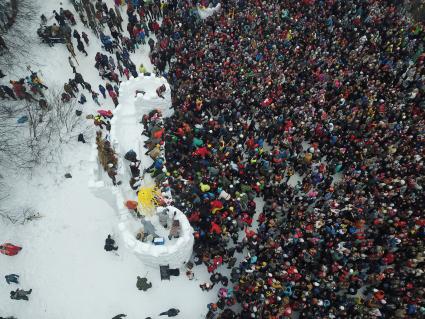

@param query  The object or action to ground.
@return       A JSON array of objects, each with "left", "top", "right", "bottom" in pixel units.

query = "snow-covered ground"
[{"left": 0, "top": 0, "right": 217, "bottom": 318}]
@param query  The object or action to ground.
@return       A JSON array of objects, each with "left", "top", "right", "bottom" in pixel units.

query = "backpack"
[{"left": 124, "top": 149, "right": 137, "bottom": 162}]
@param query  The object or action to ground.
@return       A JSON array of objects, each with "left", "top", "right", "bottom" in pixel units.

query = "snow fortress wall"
[{"left": 89, "top": 74, "right": 194, "bottom": 268}]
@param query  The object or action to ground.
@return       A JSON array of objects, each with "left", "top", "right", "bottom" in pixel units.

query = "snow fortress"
[{"left": 89, "top": 74, "right": 194, "bottom": 268}]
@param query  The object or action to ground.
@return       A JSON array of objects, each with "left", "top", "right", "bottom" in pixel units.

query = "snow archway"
[{"left": 89, "top": 74, "right": 194, "bottom": 268}]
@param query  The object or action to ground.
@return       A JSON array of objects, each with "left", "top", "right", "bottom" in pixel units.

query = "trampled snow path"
[{"left": 0, "top": 0, "right": 217, "bottom": 318}]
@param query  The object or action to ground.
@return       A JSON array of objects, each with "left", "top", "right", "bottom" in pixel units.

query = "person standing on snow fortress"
[{"left": 156, "top": 84, "right": 166, "bottom": 99}]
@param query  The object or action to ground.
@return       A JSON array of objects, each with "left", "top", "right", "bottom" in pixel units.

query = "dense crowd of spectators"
[{"left": 147, "top": 0, "right": 425, "bottom": 318}]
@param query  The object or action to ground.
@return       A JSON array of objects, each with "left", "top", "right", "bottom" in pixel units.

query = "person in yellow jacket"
[
  {"left": 200, "top": 182, "right": 211, "bottom": 192},
  {"left": 139, "top": 64, "right": 147, "bottom": 74}
]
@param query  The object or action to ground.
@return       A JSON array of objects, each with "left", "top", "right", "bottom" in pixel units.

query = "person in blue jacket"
[{"left": 99, "top": 84, "right": 106, "bottom": 98}]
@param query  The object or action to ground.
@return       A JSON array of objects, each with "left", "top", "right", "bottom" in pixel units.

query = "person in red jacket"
[
  {"left": 192, "top": 146, "right": 211, "bottom": 158},
  {"left": 210, "top": 200, "right": 224, "bottom": 214},
  {"left": 210, "top": 221, "right": 222, "bottom": 235},
  {"left": 109, "top": 90, "right": 119, "bottom": 107},
  {"left": 189, "top": 211, "right": 200, "bottom": 223},
  {"left": 0, "top": 243, "right": 22, "bottom": 256}
]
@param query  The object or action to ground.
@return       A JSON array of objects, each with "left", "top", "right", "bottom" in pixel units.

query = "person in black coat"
[
  {"left": 104, "top": 234, "right": 118, "bottom": 251},
  {"left": 10, "top": 288, "right": 32, "bottom": 301},
  {"left": 1, "top": 85, "right": 17, "bottom": 99},
  {"left": 77, "top": 39, "right": 88, "bottom": 56},
  {"left": 159, "top": 308, "right": 180, "bottom": 317},
  {"left": 73, "top": 30, "right": 81, "bottom": 41}
]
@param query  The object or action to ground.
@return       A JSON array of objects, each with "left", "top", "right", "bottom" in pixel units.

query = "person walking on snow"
[
  {"left": 82, "top": 31, "right": 89, "bottom": 46},
  {"left": 64, "top": 82, "right": 75, "bottom": 98},
  {"left": 5, "top": 274, "right": 19, "bottom": 284},
  {"left": 159, "top": 308, "right": 180, "bottom": 317},
  {"left": 77, "top": 39, "right": 88, "bottom": 56},
  {"left": 66, "top": 41, "right": 76, "bottom": 60},
  {"left": 73, "top": 29, "right": 81, "bottom": 42},
  {"left": 92, "top": 91, "right": 101, "bottom": 106},
  {"left": 10, "top": 288, "right": 32, "bottom": 301},
  {"left": 104, "top": 234, "right": 118, "bottom": 251},
  {"left": 0, "top": 243, "right": 22, "bottom": 256},
  {"left": 68, "top": 56, "right": 76, "bottom": 73},
  {"left": 78, "top": 93, "right": 87, "bottom": 104},
  {"left": 99, "top": 84, "right": 107, "bottom": 98},
  {"left": 109, "top": 90, "right": 119, "bottom": 107},
  {"left": 136, "top": 276, "right": 152, "bottom": 291}
]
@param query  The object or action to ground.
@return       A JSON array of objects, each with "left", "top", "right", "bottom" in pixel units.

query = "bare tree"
[
  {"left": 0, "top": 0, "right": 38, "bottom": 71},
  {"left": 0, "top": 206, "right": 42, "bottom": 225},
  {"left": 0, "top": 99, "right": 26, "bottom": 165},
  {"left": 0, "top": 0, "right": 17, "bottom": 32},
  {"left": 0, "top": 89, "right": 91, "bottom": 169}
]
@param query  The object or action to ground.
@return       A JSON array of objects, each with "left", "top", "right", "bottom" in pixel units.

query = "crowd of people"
[
  {"left": 0, "top": 67, "right": 49, "bottom": 108},
  {"left": 2, "top": 0, "right": 425, "bottom": 317},
  {"left": 145, "top": 0, "right": 425, "bottom": 318}
]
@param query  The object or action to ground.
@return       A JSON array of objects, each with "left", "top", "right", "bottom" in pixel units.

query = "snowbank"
[
  {"left": 89, "top": 75, "right": 194, "bottom": 268},
  {"left": 198, "top": 3, "right": 221, "bottom": 19}
]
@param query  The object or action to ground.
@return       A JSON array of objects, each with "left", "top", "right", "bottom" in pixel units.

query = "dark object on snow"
[
  {"left": 124, "top": 149, "right": 137, "bottom": 162},
  {"left": 39, "top": 99, "right": 48, "bottom": 110},
  {"left": 37, "top": 25, "right": 71, "bottom": 46},
  {"left": 0, "top": 316, "right": 18, "bottom": 319},
  {"left": 193, "top": 255, "right": 203, "bottom": 266},
  {"left": 136, "top": 276, "right": 152, "bottom": 291},
  {"left": 112, "top": 315, "right": 126, "bottom": 319},
  {"left": 78, "top": 133, "right": 86, "bottom": 143},
  {"left": 17, "top": 115, "right": 28, "bottom": 124},
  {"left": 159, "top": 308, "right": 180, "bottom": 317},
  {"left": 64, "top": 173, "right": 72, "bottom": 178},
  {"left": 160, "top": 265, "right": 170, "bottom": 280},
  {"left": 104, "top": 234, "right": 118, "bottom": 251},
  {"left": 75, "top": 110, "right": 82, "bottom": 116},
  {"left": 0, "top": 70, "right": 5, "bottom": 78},
  {"left": 5, "top": 274, "right": 19, "bottom": 284},
  {"left": 169, "top": 268, "right": 180, "bottom": 277},
  {"left": 10, "top": 288, "right": 32, "bottom": 301},
  {"left": 160, "top": 265, "right": 180, "bottom": 281}
]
